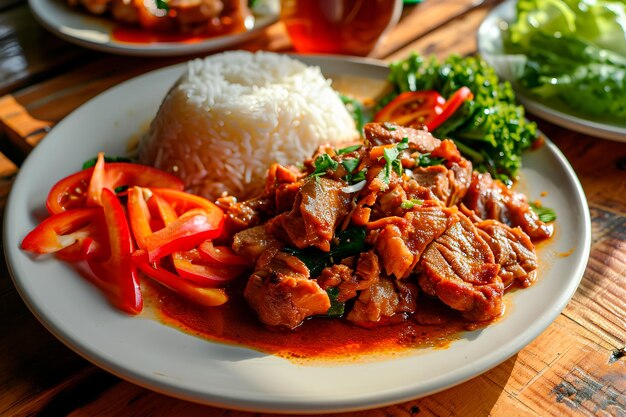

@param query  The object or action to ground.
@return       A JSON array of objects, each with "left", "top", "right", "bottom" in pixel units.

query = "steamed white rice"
[{"left": 138, "top": 51, "right": 358, "bottom": 200}]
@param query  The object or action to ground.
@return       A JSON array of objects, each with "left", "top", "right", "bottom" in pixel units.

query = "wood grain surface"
[{"left": 0, "top": 0, "right": 624, "bottom": 416}]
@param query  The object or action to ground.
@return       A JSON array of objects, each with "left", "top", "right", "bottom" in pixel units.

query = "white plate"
[
  {"left": 478, "top": 0, "right": 626, "bottom": 142},
  {"left": 4, "top": 55, "right": 591, "bottom": 414},
  {"left": 29, "top": 0, "right": 279, "bottom": 57}
]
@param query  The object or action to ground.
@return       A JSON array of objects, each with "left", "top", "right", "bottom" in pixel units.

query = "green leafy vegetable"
[
  {"left": 283, "top": 227, "right": 367, "bottom": 277},
  {"left": 341, "top": 158, "right": 360, "bottom": 173},
  {"left": 344, "top": 169, "right": 367, "bottom": 184},
  {"left": 400, "top": 198, "right": 423, "bottom": 209},
  {"left": 503, "top": 0, "right": 626, "bottom": 120},
  {"left": 530, "top": 202, "right": 557, "bottom": 223},
  {"left": 383, "top": 122, "right": 397, "bottom": 131},
  {"left": 309, "top": 154, "right": 338, "bottom": 178},
  {"left": 378, "top": 137, "right": 409, "bottom": 184},
  {"left": 82, "top": 155, "right": 131, "bottom": 170},
  {"left": 340, "top": 94, "right": 369, "bottom": 133},
  {"left": 337, "top": 144, "right": 362, "bottom": 155},
  {"left": 383, "top": 53, "right": 537, "bottom": 184},
  {"left": 156, "top": 0, "right": 169, "bottom": 11},
  {"left": 325, "top": 288, "right": 345, "bottom": 317},
  {"left": 416, "top": 153, "right": 445, "bottom": 167}
]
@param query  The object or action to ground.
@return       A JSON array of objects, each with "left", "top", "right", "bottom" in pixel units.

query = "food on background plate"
[
  {"left": 67, "top": 0, "right": 252, "bottom": 35},
  {"left": 138, "top": 51, "right": 358, "bottom": 200},
  {"left": 496, "top": 0, "right": 626, "bottom": 120}
]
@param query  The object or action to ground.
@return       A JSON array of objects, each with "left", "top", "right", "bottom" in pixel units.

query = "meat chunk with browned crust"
[
  {"left": 347, "top": 277, "right": 418, "bottom": 326},
  {"left": 364, "top": 122, "right": 440, "bottom": 154},
  {"left": 476, "top": 220, "right": 538, "bottom": 288},
  {"left": 372, "top": 204, "right": 455, "bottom": 279},
  {"left": 232, "top": 224, "right": 283, "bottom": 264},
  {"left": 418, "top": 213, "right": 504, "bottom": 322},
  {"left": 269, "top": 178, "right": 351, "bottom": 252},
  {"left": 463, "top": 172, "right": 553, "bottom": 240},
  {"left": 317, "top": 251, "right": 381, "bottom": 302},
  {"left": 244, "top": 249, "right": 330, "bottom": 329}
]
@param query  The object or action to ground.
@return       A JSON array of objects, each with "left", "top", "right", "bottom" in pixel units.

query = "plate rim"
[
  {"left": 3, "top": 54, "right": 592, "bottom": 414},
  {"left": 28, "top": 0, "right": 279, "bottom": 57},
  {"left": 477, "top": 0, "right": 626, "bottom": 142}
]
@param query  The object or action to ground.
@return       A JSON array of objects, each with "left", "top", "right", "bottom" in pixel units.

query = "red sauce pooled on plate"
[{"left": 149, "top": 281, "right": 476, "bottom": 361}]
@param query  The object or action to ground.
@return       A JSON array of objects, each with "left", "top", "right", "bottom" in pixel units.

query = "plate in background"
[
  {"left": 29, "top": 0, "right": 279, "bottom": 57},
  {"left": 478, "top": 0, "right": 626, "bottom": 142}
]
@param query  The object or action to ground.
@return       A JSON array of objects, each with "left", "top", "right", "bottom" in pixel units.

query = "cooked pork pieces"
[{"left": 231, "top": 123, "right": 551, "bottom": 330}]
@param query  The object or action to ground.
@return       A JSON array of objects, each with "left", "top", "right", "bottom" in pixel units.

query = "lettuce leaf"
[{"left": 505, "top": 0, "right": 626, "bottom": 119}]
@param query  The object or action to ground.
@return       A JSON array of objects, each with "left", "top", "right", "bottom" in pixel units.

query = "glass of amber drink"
[{"left": 280, "top": 0, "right": 403, "bottom": 56}]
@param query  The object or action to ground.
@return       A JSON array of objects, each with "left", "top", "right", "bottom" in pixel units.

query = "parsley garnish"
[
  {"left": 340, "top": 95, "right": 368, "bottom": 133},
  {"left": 400, "top": 199, "right": 423, "bottom": 209},
  {"left": 283, "top": 227, "right": 366, "bottom": 277},
  {"left": 341, "top": 157, "right": 360, "bottom": 173},
  {"left": 530, "top": 202, "right": 557, "bottom": 223},
  {"left": 344, "top": 169, "right": 367, "bottom": 184},
  {"left": 325, "top": 287, "right": 345, "bottom": 317},
  {"left": 309, "top": 154, "right": 338, "bottom": 178},
  {"left": 383, "top": 122, "right": 397, "bottom": 131},
  {"left": 416, "top": 153, "right": 445, "bottom": 167},
  {"left": 378, "top": 137, "right": 409, "bottom": 184},
  {"left": 337, "top": 144, "right": 362, "bottom": 155},
  {"left": 156, "top": 0, "right": 169, "bottom": 11}
]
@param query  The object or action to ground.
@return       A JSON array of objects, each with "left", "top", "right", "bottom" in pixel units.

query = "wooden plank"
[
  {"left": 371, "top": 0, "right": 487, "bottom": 59},
  {"left": 0, "top": 94, "right": 53, "bottom": 151},
  {"left": 385, "top": 4, "right": 491, "bottom": 62},
  {"left": 0, "top": 4, "right": 93, "bottom": 96}
]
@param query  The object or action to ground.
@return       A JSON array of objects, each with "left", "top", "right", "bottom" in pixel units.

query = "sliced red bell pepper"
[
  {"left": 426, "top": 86, "right": 473, "bottom": 131},
  {"left": 172, "top": 249, "right": 245, "bottom": 286},
  {"left": 374, "top": 91, "right": 445, "bottom": 127},
  {"left": 136, "top": 261, "right": 228, "bottom": 307},
  {"left": 198, "top": 240, "right": 249, "bottom": 266},
  {"left": 87, "top": 188, "right": 142, "bottom": 315},
  {"left": 127, "top": 187, "right": 153, "bottom": 249},
  {"left": 145, "top": 209, "right": 224, "bottom": 262},
  {"left": 148, "top": 192, "right": 179, "bottom": 226},
  {"left": 150, "top": 188, "right": 222, "bottom": 217},
  {"left": 21, "top": 208, "right": 109, "bottom": 260},
  {"left": 46, "top": 155, "right": 184, "bottom": 214}
]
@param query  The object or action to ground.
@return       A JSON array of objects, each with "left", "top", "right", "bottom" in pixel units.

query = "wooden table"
[{"left": 1, "top": 1, "right": 624, "bottom": 416}]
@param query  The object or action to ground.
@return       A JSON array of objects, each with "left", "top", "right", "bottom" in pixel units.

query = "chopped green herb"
[
  {"left": 383, "top": 122, "right": 397, "bottom": 131},
  {"left": 337, "top": 144, "right": 362, "bottom": 155},
  {"left": 82, "top": 155, "right": 131, "bottom": 170},
  {"left": 416, "top": 153, "right": 445, "bottom": 167},
  {"left": 400, "top": 198, "right": 423, "bottom": 209},
  {"left": 309, "top": 154, "right": 338, "bottom": 178},
  {"left": 156, "top": 0, "right": 169, "bottom": 11},
  {"left": 530, "top": 202, "right": 557, "bottom": 223},
  {"left": 283, "top": 227, "right": 367, "bottom": 277},
  {"left": 344, "top": 169, "right": 367, "bottom": 184},
  {"left": 325, "top": 287, "right": 345, "bottom": 317},
  {"left": 341, "top": 158, "right": 360, "bottom": 173},
  {"left": 340, "top": 94, "right": 369, "bottom": 133},
  {"left": 379, "top": 137, "right": 409, "bottom": 184}
]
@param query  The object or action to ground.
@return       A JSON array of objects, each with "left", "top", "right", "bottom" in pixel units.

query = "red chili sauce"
[{"left": 147, "top": 280, "right": 488, "bottom": 362}]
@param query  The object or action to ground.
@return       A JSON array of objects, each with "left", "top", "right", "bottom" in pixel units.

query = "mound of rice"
[{"left": 138, "top": 51, "right": 358, "bottom": 200}]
